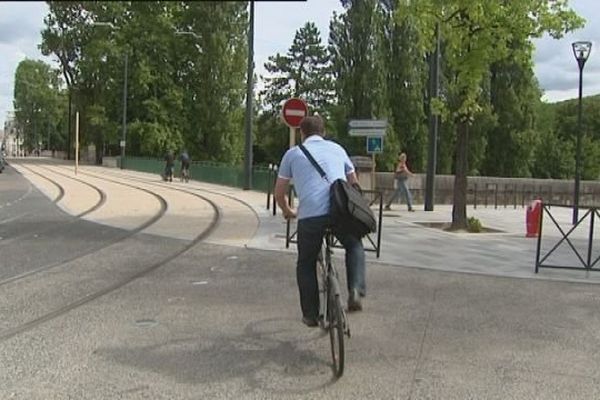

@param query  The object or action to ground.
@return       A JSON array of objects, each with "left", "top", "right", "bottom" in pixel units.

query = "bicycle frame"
[{"left": 317, "top": 229, "right": 350, "bottom": 377}]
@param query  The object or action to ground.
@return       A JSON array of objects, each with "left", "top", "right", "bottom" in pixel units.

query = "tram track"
[
  {"left": 0, "top": 162, "right": 107, "bottom": 249},
  {"left": 0, "top": 162, "right": 221, "bottom": 343},
  {"left": 0, "top": 164, "right": 167, "bottom": 287},
  {"left": 0, "top": 163, "right": 62, "bottom": 227},
  {"left": 65, "top": 164, "right": 262, "bottom": 241},
  {"left": 0, "top": 165, "right": 34, "bottom": 209}
]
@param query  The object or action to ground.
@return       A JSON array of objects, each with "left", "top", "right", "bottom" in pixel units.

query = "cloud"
[
  {"left": 254, "top": 0, "right": 343, "bottom": 82},
  {"left": 533, "top": 0, "right": 600, "bottom": 102},
  {"left": 0, "top": 2, "right": 47, "bottom": 46},
  {"left": 0, "top": 2, "right": 49, "bottom": 128}
]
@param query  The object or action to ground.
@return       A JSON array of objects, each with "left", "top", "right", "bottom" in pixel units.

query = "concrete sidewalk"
[
  {"left": 10, "top": 158, "right": 600, "bottom": 284},
  {"left": 5, "top": 158, "right": 600, "bottom": 399}
]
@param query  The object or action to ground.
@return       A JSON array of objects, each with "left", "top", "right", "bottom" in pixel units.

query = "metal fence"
[
  {"left": 122, "top": 156, "right": 272, "bottom": 192},
  {"left": 535, "top": 203, "right": 600, "bottom": 273},
  {"left": 282, "top": 186, "right": 384, "bottom": 258}
]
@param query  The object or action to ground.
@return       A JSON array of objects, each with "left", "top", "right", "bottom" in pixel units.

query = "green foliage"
[
  {"left": 257, "top": 21, "right": 334, "bottom": 164},
  {"left": 402, "top": 0, "right": 584, "bottom": 229},
  {"left": 13, "top": 59, "right": 66, "bottom": 153},
  {"left": 24, "top": 0, "right": 597, "bottom": 188},
  {"left": 329, "top": 0, "right": 389, "bottom": 158},
  {"left": 381, "top": 1, "right": 428, "bottom": 172},
  {"left": 536, "top": 95, "right": 600, "bottom": 180},
  {"left": 40, "top": 1, "right": 247, "bottom": 163},
  {"left": 261, "top": 22, "right": 333, "bottom": 115},
  {"left": 467, "top": 217, "right": 482, "bottom": 233}
]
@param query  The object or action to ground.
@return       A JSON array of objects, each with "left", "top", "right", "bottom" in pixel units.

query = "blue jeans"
[
  {"left": 296, "top": 215, "right": 366, "bottom": 320},
  {"left": 387, "top": 178, "right": 413, "bottom": 209}
]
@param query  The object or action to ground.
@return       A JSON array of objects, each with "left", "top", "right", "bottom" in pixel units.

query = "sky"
[{"left": 1, "top": 0, "right": 598, "bottom": 129}]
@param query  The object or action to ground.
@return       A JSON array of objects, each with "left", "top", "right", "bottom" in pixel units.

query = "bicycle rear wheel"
[{"left": 328, "top": 284, "right": 345, "bottom": 378}]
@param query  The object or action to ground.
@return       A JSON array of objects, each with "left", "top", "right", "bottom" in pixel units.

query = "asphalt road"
[{"left": 1, "top": 162, "right": 600, "bottom": 399}]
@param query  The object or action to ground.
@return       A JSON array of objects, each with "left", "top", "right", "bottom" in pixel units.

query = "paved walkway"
[
  {"left": 9, "top": 157, "right": 600, "bottom": 284},
  {"left": 5, "top": 158, "right": 600, "bottom": 399}
]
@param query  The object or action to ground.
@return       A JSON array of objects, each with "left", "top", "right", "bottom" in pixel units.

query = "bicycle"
[
  {"left": 317, "top": 227, "right": 350, "bottom": 378},
  {"left": 180, "top": 165, "right": 190, "bottom": 183}
]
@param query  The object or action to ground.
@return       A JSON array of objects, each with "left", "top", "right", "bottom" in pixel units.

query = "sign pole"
[
  {"left": 371, "top": 153, "right": 376, "bottom": 191},
  {"left": 75, "top": 111, "right": 79, "bottom": 175},
  {"left": 289, "top": 127, "right": 295, "bottom": 149}
]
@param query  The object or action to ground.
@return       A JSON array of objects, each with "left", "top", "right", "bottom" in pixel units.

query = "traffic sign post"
[
  {"left": 281, "top": 98, "right": 308, "bottom": 148},
  {"left": 348, "top": 119, "right": 387, "bottom": 137},
  {"left": 366, "top": 136, "right": 383, "bottom": 154},
  {"left": 366, "top": 136, "right": 383, "bottom": 191}
]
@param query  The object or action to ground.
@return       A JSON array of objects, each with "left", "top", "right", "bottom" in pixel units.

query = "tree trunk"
[{"left": 451, "top": 120, "right": 469, "bottom": 230}]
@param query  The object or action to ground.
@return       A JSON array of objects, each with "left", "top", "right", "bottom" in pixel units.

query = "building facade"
[{"left": 2, "top": 112, "right": 23, "bottom": 157}]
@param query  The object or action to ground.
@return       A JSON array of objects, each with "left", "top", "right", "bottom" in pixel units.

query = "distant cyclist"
[
  {"left": 164, "top": 150, "right": 175, "bottom": 182},
  {"left": 180, "top": 149, "right": 190, "bottom": 182}
]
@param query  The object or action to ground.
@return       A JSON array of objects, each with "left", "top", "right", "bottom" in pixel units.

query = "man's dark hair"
[{"left": 299, "top": 115, "right": 324, "bottom": 137}]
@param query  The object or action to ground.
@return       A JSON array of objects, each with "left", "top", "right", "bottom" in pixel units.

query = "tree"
[
  {"left": 261, "top": 22, "right": 333, "bottom": 116},
  {"left": 173, "top": 1, "right": 248, "bottom": 162},
  {"left": 258, "top": 21, "right": 333, "bottom": 164},
  {"left": 381, "top": 0, "right": 428, "bottom": 171},
  {"left": 550, "top": 95, "right": 600, "bottom": 180},
  {"left": 40, "top": 1, "right": 249, "bottom": 163},
  {"left": 479, "top": 40, "right": 543, "bottom": 178},
  {"left": 329, "top": 0, "right": 389, "bottom": 158},
  {"left": 13, "top": 59, "right": 65, "bottom": 154},
  {"left": 403, "top": 0, "right": 583, "bottom": 229}
]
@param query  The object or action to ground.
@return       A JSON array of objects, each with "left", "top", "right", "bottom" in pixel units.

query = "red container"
[{"left": 526, "top": 199, "right": 542, "bottom": 237}]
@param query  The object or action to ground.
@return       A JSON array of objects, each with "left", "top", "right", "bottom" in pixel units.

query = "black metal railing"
[
  {"left": 535, "top": 203, "right": 600, "bottom": 273},
  {"left": 284, "top": 187, "right": 383, "bottom": 258}
]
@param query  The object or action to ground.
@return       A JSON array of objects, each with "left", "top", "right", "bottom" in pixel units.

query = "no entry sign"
[{"left": 281, "top": 98, "right": 308, "bottom": 128}]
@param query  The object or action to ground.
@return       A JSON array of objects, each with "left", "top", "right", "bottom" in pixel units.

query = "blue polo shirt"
[{"left": 278, "top": 135, "right": 355, "bottom": 220}]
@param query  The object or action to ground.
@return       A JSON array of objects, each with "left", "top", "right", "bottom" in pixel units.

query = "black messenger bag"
[{"left": 298, "top": 144, "right": 376, "bottom": 238}]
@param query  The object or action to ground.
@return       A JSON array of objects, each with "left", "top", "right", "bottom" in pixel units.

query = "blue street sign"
[{"left": 366, "top": 136, "right": 383, "bottom": 154}]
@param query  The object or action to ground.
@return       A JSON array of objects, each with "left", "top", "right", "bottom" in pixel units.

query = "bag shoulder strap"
[{"left": 298, "top": 143, "right": 329, "bottom": 182}]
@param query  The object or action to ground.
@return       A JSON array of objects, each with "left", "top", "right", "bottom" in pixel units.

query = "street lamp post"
[
  {"left": 243, "top": 0, "right": 255, "bottom": 190},
  {"left": 571, "top": 41, "right": 592, "bottom": 225},
  {"left": 121, "top": 52, "right": 128, "bottom": 169},
  {"left": 425, "top": 22, "right": 441, "bottom": 211}
]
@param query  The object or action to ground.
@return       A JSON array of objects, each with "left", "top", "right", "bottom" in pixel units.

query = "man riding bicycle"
[
  {"left": 274, "top": 115, "right": 366, "bottom": 328},
  {"left": 180, "top": 149, "right": 190, "bottom": 180}
]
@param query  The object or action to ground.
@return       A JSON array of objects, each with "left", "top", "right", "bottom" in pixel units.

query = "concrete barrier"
[{"left": 376, "top": 173, "right": 600, "bottom": 207}]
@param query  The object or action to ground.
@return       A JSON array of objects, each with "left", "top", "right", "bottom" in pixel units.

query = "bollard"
[
  {"left": 272, "top": 165, "right": 278, "bottom": 216},
  {"left": 526, "top": 199, "right": 542, "bottom": 237},
  {"left": 266, "top": 163, "right": 273, "bottom": 210},
  {"left": 494, "top": 183, "right": 498, "bottom": 209}
]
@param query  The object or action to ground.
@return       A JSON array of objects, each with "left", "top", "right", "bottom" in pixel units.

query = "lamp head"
[{"left": 572, "top": 41, "right": 592, "bottom": 65}]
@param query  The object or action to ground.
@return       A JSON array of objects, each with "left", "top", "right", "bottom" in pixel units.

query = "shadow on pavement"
[{"left": 94, "top": 317, "right": 340, "bottom": 394}]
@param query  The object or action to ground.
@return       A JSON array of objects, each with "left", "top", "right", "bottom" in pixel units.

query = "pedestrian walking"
[{"left": 385, "top": 152, "right": 414, "bottom": 211}]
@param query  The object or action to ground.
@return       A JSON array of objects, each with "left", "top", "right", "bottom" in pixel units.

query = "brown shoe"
[
  {"left": 302, "top": 317, "right": 318, "bottom": 327},
  {"left": 348, "top": 289, "right": 363, "bottom": 312}
]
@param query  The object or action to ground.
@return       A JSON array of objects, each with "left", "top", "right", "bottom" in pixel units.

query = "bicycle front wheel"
[{"left": 328, "top": 290, "right": 345, "bottom": 378}]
